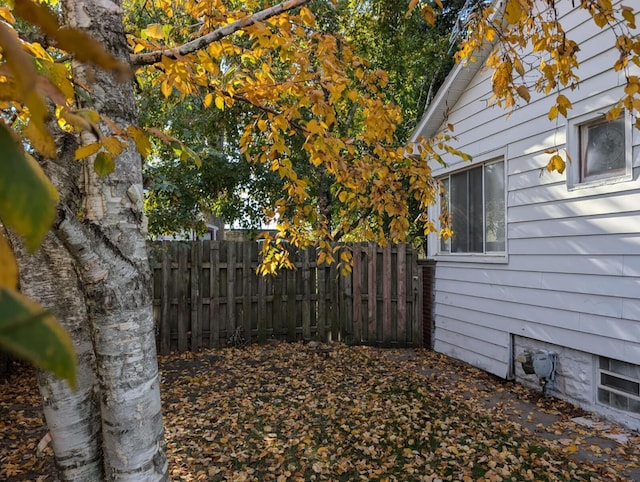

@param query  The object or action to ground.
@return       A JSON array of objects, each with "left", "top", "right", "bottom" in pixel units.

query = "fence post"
[{"left": 418, "top": 260, "right": 434, "bottom": 348}]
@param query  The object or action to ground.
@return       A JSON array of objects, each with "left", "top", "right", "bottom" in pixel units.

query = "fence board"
[
  {"left": 149, "top": 241, "right": 422, "bottom": 353},
  {"left": 382, "top": 244, "right": 392, "bottom": 345},
  {"left": 342, "top": 255, "right": 352, "bottom": 342},
  {"left": 191, "top": 242, "right": 202, "bottom": 350},
  {"left": 367, "top": 243, "right": 377, "bottom": 344},
  {"left": 210, "top": 242, "right": 220, "bottom": 348},
  {"left": 160, "top": 243, "right": 171, "bottom": 354},
  {"left": 302, "top": 248, "right": 312, "bottom": 341},
  {"left": 273, "top": 268, "right": 283, "bottom": 338},
  {"left": 317, "top": 264, "right": 326, "bottom": 341},
  {"left": 330, "top": 262, "right": 339, "bottom": 341},
  {"left": 397, "top": 244, "right": 407, "bottom": 344},
  {"left": 257, "top": 270, "right": 267, "bottom": 343},
  {"left": 177, "top": 245, "right": 188, "bottom": 352},
  {"left": 242, "top": 242, "right": 252, "bottom": 342},
  {"left": 411, "top": 249, "right": 423, "bottom": 347},
  {"left": 287, "top": 267, "right": 296, "bottom": 341},
  {"left": 352, "top": 245, "right": 362, "bottom": 343},
  {"left": 227, "top": 242, "right": 236, "bottom": 340}
]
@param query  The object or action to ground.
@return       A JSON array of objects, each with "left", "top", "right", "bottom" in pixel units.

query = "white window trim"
[
  {"left": 566, "top": 108, "right": 633, "bottom": 191},
  {"left": 428, "top": 148, "right": 508, "bottom": 263}
]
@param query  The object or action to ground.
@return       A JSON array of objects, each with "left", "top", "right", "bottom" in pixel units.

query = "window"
[
  {"left": 598, "top": 357, "right": 640, "bottom": 414},
  {"left": 567, "top": 109, "right": 633, "bottom": 189},
  {"left": 439, "top": 159, "right": 505, "bottom": 254}
]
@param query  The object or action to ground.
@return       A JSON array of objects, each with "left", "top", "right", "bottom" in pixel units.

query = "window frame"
[
  {"left": 597, "top": 357, "right": 640, "bottom": 415},
  {"left": 431, "top": 150, "right": 507, "bottom": 263},
  {"left": 566, "top": 108, "right": 633, "bottom": 191}
]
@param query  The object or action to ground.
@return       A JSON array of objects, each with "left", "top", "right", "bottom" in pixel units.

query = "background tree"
[
  {"left": 127, "top": 4, "right": 286, "bottom": 237},
  {"left": 134, "top": 0, "right": 467, "bottom": 245},
  {"left": 137, "top": 90, "right": 283, "bottom": 237},
  {"left": 337, "top": 0, "right": 466, "bottom": 141},
  {"left": 332, "top": 0, "right": 467, "bottom": 249}
]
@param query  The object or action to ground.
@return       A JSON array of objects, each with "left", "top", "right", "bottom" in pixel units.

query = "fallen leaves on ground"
[
  {"left": 1, "top": 343, "right": 639, "bottom": 481},
  {"left": 0, "top": 366, "right": 52, "bottom": 481}
]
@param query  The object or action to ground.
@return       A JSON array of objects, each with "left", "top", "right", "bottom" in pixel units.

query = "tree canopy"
[
  {"left": 136, "top": 0, "right": 467, "bottom": 240},
  {"left": 338, "top": 0, "right": 467, "bottom": 140},
  {"left": 0, "top": 0, "right": 464, "bottom": 384}
]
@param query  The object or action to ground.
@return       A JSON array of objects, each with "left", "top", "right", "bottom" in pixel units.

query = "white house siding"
[{"left": 413, "top": 3, "right": 640, "bottom": 428}]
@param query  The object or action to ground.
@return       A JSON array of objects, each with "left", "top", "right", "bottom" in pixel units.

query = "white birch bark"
[
  {"left": 12, "top": 0, "right": 169, "bottom": 479},
  {"left": 61, "top": 0, "right": 168, "bottom": 479},
  {"left": 9, "top": 122, "right": 105, "bottom": 480},
  {"left": 11, "top": 230, "right": 103, "bottom": 481}
]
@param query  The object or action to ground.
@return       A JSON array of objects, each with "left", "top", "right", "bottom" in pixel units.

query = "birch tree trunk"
[
  {"left": 12, "top": 0, "right": 169, "bottom": 479},
  {"left": 12, "top": 212, "right": 104, "bottom": 480}
]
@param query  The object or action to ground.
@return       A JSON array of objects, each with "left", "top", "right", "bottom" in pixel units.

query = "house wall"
[{"left": 419, "top": 4, "right": 640, "bottom": 428}]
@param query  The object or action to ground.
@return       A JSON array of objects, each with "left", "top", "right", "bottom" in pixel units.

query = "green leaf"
[
  {"left": 0, "top": 287, "right": 76, "bottom": 388},
  {"left": 94, "top": 151, "right": 115, "bottom": 177},
  {"left": 0, "top": 122, "right": 58, "bottom": 251},
  {"left": 181, "top": 144, "right": 201, "bottom": 167}
]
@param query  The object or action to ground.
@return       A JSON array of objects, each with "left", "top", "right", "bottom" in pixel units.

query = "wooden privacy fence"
[{"left": 148, "top": 241, "right": 423, "bottom": 354}]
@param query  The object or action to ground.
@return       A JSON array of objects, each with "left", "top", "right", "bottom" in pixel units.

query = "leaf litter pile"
[{"left": 2, "top": 343, "right": 640, "bottom": 481}]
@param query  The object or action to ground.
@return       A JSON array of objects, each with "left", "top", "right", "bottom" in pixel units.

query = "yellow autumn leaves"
[
  {"left": 152, "top": 343, "right": 629, "bottom": 481},
  {"left": 450, "top": 0, "right": 640, "bottom": 174},
  {"left": 131, "top": 0, "right": 460, "bottom": 270},
  {"left": 0, "top": 0, "right": 140, "bottom": 387}
]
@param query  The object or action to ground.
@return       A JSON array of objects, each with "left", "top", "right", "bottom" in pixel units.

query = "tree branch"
[
  {"left": 226, "top": 91, "right": 308, "bottom": 134},
  {"left": 130, "top": 0, "right": 312, "bottom": 67},
  {"left": 332, "top": 207, "right": 374, "bottom": 242}
]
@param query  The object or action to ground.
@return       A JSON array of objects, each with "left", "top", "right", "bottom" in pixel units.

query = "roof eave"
[
  {"left": 409, "top": 0, "right": 506, "bottom": 143},
  {"left": 409, "top": 41, "right": 494, "bottom": 143}
]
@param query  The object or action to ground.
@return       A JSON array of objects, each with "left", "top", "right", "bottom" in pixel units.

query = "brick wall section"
[{"left": 418, "top": 260, "right": 436, "bottom": 349}]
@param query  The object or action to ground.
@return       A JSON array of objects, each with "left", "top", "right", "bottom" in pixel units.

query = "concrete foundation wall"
[{"left": 514, "top": 336, "right": 640, "bottom": 432}]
